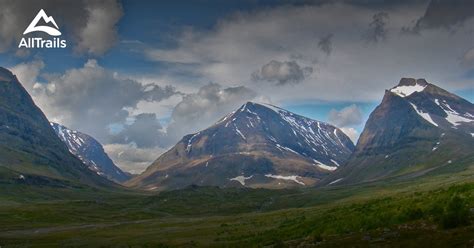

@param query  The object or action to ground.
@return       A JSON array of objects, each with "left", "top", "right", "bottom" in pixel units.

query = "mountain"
[
  {"left": 50, "top": 122, "right": 130, "bottom": 183},
  {"left": 0, "top": 67, "right": 113, "bottom": 188},
  {"left": 326, "top": 78, "right": 474, "bottom": 185},
  {"left": 127, "top": 102, "right": 354, "bottom": 190}
]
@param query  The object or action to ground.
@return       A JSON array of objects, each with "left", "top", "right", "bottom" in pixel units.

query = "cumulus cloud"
[
  {"left": 363, "top": 12, "right": 389, "bottom": 43},
  {"left": 104, "top": 144, "right": 167, "bottom": 174},
  {"left": 11, "top": 60, "right": 180, "bottom": 146},
  {"left": 328, "top": 104, "right": 363, "bottom": 127},
  {"left": 252, "top": 60, "right": 313, "bottom": 85},
  {"left": 318, "top": 34, "right": 333, "bottom": 55},
  {"left": 109, "top": 113, "right": 165, "bottom": 148},
  {"left": 328, "top": 104, "right": 363, "bottom": 143},
  {"left": 0, "top": 0, "right": 122, "bottom": 55},
  {"left": 9, "top": 60, "right": 45, "bottom": 90}
]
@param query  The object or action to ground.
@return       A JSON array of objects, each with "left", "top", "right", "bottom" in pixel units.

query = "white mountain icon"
[{"left": 23, "top": 9, "right": 61, "bottom": 36}]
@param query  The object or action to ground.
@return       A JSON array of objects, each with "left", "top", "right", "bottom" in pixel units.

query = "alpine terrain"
[
  {"left": 127, "top": 102, "right": 354, "bottom": 190},
  {"left": 327, "top": 78, "right": 474, "bottom": 185},
  {"left": 0, "top": 67, "right": 112, "bottom": 188},
  {"left": 51, "top": 122, "right": 130, "bottom": 183}
]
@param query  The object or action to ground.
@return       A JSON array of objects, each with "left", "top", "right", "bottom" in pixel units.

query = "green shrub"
[
  {"left": 438, "top": 195, "right": 470, "bottom": 229},
  {"left": 402, "top": 206, "right": 424, "bottom": 221}
]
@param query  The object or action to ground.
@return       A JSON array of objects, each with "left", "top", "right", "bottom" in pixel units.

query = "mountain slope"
[
  {"left": 50, "top": 122, "right": 130, "bottom": 183},
  {"left": 0, "top": 67, "right": 113, "bottom": 188},
  {"left": 127, "top": 102, "right": 354, "bottom": 190},
  {"left": 326, "top": 78, "right": 474, "bottom": 185}
]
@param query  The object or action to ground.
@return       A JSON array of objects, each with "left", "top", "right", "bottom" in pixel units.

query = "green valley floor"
[{"left": 1, "top": 162, "right": 474, "bottom": 247}]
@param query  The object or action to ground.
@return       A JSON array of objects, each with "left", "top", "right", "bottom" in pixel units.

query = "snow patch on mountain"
[
  {"left": 329, "top": 178, "right": 343, "bottom": 185},
  {"left": 390, "top": 83, "right": 426, "bottom": 97},
  {"left": 234, "top": 124, "right": 246, "bottom": 140},
  {"left": 52, "top": 123, "right": 85, "bottom": 153},
  {"left": 330, "top": 159, "right": 340, "bottom": 167},
  {"left": 409, "top": 103, "right": 438, "bottom": 127},
  {"left": 276, "top": 143, "right": 301, "bottom": 155},
  {"left": 313, "top": 159, "right": 338, "bottom": 171},
  {"left": 186, "top": 132, "right": 200, "bottom": 153},
  {"left": 265, "top": 174, "right": 305, "bottom": 185},
  {"left": 230, "top": 175, "right": 253, "bottom": 186},
  {"left": 434, "top": 99, "right": 474, "bottom": 127},
  {"left": 252, "top": 103, "right": 352, "bottom": 154},
  {"left": 432, "top": 141, "right": 440, "bottom": 151}
]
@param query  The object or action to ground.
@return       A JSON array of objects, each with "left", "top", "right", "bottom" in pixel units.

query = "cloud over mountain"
[
  {"left": 328, "top": 104, "right": 363, "bottom": 128},
  {"left": 328, "top": 104, "right": 364, "bottom": 142},
  {"left": 166, "top": 83, "right": 258, "bottom": 142}
]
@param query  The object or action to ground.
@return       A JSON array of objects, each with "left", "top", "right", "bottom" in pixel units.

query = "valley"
[
  {"left": 1, "top": 162, "right": 474, "bottom": 247},
  {"left": 1, "top": 65, "right": 473, "bottom": 247}
]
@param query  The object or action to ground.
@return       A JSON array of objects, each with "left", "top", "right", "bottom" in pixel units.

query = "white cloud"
[
  {"left": 142, "top": 2, "right": 474, "bottom": 105},
  {"left": 11, "top": 60, "right": 180, "bottom": 146},
  {"left": 104, "top": 143, "right": 167, "bottom": 174},
  {"left": 9, "top": 60, "right": 44, "bottom": 91},
  {"left": 327, "top": 104, "right": 363, "bottom": 143},
  {"left": 328, "top": 104, "right": 363, "bottom": 127}
]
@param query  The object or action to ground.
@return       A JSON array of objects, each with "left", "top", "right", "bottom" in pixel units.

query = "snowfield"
[{"left": 265, "top": 174, "right": 305, "bottom": 185}]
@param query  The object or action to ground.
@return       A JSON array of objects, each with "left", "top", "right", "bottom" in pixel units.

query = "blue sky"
[{"left": 1, "top": 0, "right": 473, "bottom": 172}]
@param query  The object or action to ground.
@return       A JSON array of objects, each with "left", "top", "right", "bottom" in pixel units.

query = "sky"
[{"left": 0, "top": 0, "right": 473, "bottom": 173}]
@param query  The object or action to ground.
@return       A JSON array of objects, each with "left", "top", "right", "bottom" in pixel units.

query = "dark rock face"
[
  {"left": 0, "top": 67, "right": 113, "bottom": 187},
  {"left": 326, "top": 78, "right": 474, "bottom": 185},
  {"left": 127, "top": 102, "right": 355, "bottom": 190},
  {"left": 51, "top": 122, "right": 130, "bottom": 183}
]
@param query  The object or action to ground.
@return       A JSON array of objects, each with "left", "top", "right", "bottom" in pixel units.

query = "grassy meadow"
[{"left": 1, "top": 160, "right": 474, "bottom": 247}]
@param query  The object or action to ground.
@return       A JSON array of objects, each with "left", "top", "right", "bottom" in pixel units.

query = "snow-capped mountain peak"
[
  {"left": 387, "top": 79, "right": 474, "bottom": 134},
  {"left": 209, "top": 101, "right": 354, "bottom": 167},
  {"left": 128, "top": 102, "right": 355, "bottom": 190},
  {"left": 390, "top": 78, "right": 428, "bottom": 97},
  {"left": 325, "top": 78, "right": 474, "bottom": 185}
]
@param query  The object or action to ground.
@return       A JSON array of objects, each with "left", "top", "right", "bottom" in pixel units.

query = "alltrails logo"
[{"left": 18, "top": 9, "right": 67, "bottom": 49}]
